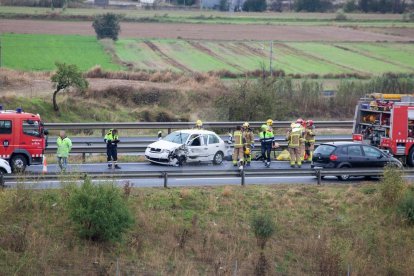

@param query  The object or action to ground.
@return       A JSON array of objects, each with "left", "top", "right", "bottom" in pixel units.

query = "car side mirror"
[{"left": 43, "top": 129, "right": 49, "bottom": 136}]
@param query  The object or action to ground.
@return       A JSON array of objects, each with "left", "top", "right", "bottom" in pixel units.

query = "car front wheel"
[{"left": 213, "top": 151, "right": 224, "bottom": 165}]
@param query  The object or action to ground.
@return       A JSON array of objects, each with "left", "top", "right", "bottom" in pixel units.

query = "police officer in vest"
[
  {"left": 259, "top": 124, "right": 275, "bottom": 168},
  {"left": 104, "top": 129, "right": 121, "bottom": 169}
]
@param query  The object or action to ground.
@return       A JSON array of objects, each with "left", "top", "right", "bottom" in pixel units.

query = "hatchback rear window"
[{"left": 314, "top": 145, "right": 336, "bottom": 155}]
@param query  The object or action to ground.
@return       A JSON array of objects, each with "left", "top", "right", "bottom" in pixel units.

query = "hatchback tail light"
[{"left": 329, "top": 154, "right": 338, "bottom": 161}]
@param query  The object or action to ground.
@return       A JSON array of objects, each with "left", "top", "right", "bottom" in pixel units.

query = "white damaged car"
[
  {"left": 0, "top": 158, "right": 12, "bottom": 175},
  {"left": 145, "top": 129, "right": 231, "bottom": 166}
]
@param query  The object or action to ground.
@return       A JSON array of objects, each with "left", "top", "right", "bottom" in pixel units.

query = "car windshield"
[
  {"left": 163, "top": 131, "right": 190, "bottom": 144},
  {"left": 315, "top": 144, "right": 336, "bottom": 155}
]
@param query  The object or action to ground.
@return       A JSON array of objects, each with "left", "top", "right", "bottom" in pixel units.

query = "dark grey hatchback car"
[{"left": 311, "top": 142, "right": 402, "bottom": 180}]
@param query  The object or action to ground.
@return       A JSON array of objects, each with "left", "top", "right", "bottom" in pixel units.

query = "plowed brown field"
[{"left": 1, "top": 19, "right": 412, "bottom": 41}]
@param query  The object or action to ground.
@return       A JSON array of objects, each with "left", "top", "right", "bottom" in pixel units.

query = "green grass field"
[
  {"left": 1, "top": 6, "right": 414, "bottom": 27},
  {"left": 2, "top": 33, "right": 414, "bottom": 76},
  {"left": 115, "top": 39, "right": 414, "bottom": 75},
  {"left": 0, "top": 33, "right": 121, "bottom": 71}
]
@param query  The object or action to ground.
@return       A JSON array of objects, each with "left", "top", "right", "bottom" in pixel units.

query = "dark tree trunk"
[{"left": 53, "top": 89, "right": 60, "bottom": 111}]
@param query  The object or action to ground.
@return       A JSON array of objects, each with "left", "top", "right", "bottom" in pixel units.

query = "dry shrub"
[
  {"left": 222, "top": 186, "right": 233, "bottom": 197},
  {"left": 180, "top": 188, "right": 192, "bottom": 199},
  {"left": 254, "top": 252, "right": 270, "bottom": 276},
  {"left": 379, "top": 166, "right": 405, "bottom": 207},
  {"left": 138, "top": 107, "right": 186, "bottom": 122},
  {"left": 0, "top": 224, "right": 28, "bottom": 253}
]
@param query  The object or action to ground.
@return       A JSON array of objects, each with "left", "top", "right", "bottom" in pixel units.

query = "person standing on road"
[
  {"left": 286, "top": 123, "right": 303, "bottom": 168},
  {"left": 104, "top": 129, "right": 121, "bottom": 169},
  {"left": 56, "top": 130, "right": 72, "bottom": 173},
  {"left": 259, "top": 124, "right": 275, "bottom": 168},
  {"left": 232, "top": 125, "right": 245, "bottom": 169},
  {"left": 305, "top": 120, "right": 316, "bottom": 162},
  {"left": 242, "top": 122, "right": 254, "bottom": 167}
]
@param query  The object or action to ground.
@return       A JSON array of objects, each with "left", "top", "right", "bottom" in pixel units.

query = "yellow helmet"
[
  {"left": 196, "top": 120, "right": 203, "bottom": 127},
  {"left": 244, "top": 147, "right": 251, "bottom": 155},
  {"left": 266, "top": 119, "right": 273, "bottom": 126},
  {"left": 243, "top": 122, "right": 250, "bottom": 128}
]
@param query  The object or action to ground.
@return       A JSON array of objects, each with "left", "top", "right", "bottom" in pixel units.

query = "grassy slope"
[
  {"left": 1, "top": 6, "right": 414, "bottom": 27},
  {"left": 0, "top": 96, "right": 138, "bottom": 123},
  {"left": 1, "top": 33, "right": 121, "bottom": 71},
  {"left": 0, "top": 184, "right": 413, "bottom": 275}
]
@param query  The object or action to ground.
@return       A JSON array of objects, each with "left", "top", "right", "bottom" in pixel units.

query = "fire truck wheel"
[
  {"left": 11, "top": 154, "right": 27, "bottom": 173},
  {"left": 407, "top": 147, "right": 414, "bottom": 167}
]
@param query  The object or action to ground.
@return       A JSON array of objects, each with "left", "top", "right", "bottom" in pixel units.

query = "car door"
[
  {"left": 187, "top": 134, "right": 209, "bottom": 161},
  {"left": 207, "top": 134, "right": 221, "bottom": 160},
  {"left": 362, "top": 145, "right": 385, "bottom": 167},
  {"left": 0, "top": 120, "right": 13, "bottom": 159},
  {"left": 347, "top": 145, "right": 365, "bottom": 167}
]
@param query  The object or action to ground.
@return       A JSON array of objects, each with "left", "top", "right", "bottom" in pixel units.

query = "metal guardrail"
[
  {"left": 2, "top": 168, "right": 410, "bottom": 187},
  {"left": 44, "top": 120, "right": 353, "bottom": 133},
  {"left": 43, "top": 136, "right": 353, "bottom": 160}
]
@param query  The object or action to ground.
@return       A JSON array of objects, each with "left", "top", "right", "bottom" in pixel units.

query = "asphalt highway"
[{"left": 7, "top": 160, "right": 377, "bottom": 189}]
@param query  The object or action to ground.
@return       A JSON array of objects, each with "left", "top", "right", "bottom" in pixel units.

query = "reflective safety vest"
[
  {"left": 233, "top": 130, "right": 243, "bottom": 148},
  {"left": 288, "top": 130, "right": 301, "bottom": 148},
  {"left": 305, "top": 127, "right": 316, "bottom": 143},
  {"left": 104, "top": 130, "right": 119, "bottom": 147},
  {"left": 259, "top": 130, "right": 274, "bottom": 144}
]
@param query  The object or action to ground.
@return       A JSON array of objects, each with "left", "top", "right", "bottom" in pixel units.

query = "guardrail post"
[
  {"left": 315, "top": 168, "right": 322, "bottom": 185},
  {"left": 0, "top": 173, "right": 4, "bottom": 188},
  {"left": 82, "top": 153, "right": 86, "bottom": 163},
  {"left": 241, "top": 169, "right": 245, "bottom": 186},
  {"left": 167, "top": 128, "right": 172, "bottom": 134},
  {"left": 163, "top": 172, "right": 168, "bottom": 188},
  {"left": 101, "top": 128, "right": 105, "bottom": 137}
]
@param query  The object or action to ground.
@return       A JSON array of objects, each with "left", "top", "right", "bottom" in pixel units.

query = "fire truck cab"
[
  {"left": 353, "top": 93, "right": 414, "bottom": 166},
  {"left": 0, "top": 106, "right": 48, "bottom": 172}
]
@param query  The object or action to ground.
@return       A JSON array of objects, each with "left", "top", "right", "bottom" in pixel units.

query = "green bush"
[
  {"left": 66, "top": 178, "right": 134, "bottom": 242},
  {"left": 251, "top": 213, "right": 276, "bottom": 250},
  {"left": 243, "top": 0, "right": 267, "bottom": 12},
  {"left": 379, "top": 166, "right": 405, "bottom": 207},
  {"left": 335, "top": 9, "right": 348, "bottom": 21},
  {"left": 397, "top": 192, "right": 414, "bottom": 224},
  {"left": 92, "top": 13, "right": 121, "bottom": 41}
]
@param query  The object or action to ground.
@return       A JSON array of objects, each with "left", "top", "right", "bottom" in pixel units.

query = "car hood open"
[{"left": 147, "top": 140, "right": 183, "bottom": 151}]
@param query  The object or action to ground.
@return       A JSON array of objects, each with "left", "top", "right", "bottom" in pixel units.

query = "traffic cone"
[{"left": 42, "top": 156, "right": 47, "bottom": 174}]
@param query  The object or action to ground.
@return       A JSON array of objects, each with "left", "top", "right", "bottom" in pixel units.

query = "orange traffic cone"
[{"left": 42, "top": 156, "right": 47, "bottom": 174}]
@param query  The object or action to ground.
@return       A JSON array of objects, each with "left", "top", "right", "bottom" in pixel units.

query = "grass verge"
[{"left": 0, "top": 183, "right": 413, "bottom": 274}]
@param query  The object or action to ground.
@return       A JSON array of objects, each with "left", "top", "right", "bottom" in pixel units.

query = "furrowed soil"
[{"left": 1, "top": 19, "right": 413, "bottom": 41}]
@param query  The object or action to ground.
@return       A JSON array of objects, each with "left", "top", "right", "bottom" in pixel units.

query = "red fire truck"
[
  {"left": 0, "top": 106, "right": 48, "bottom": 172},
  {"left": 353, "top": 93, "right": 414, "bottom": 166}
]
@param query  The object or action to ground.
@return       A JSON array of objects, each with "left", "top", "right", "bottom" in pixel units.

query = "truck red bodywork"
[
  {"left": 0, "top": 108, "right": 47, "bottom": 171},
  {"left": 353, "top": 96, "right": 414, "bottom": 165}
]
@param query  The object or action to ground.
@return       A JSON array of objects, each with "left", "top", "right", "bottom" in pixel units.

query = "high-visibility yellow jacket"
[
  {"left": 233, "top": 130, "right": 243, "bottom": 148},
  {"left": 305, "top": 127, "right": 316, "bottom": 143}
]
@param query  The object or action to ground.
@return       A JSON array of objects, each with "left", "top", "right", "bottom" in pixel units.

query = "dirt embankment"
[{"left": 1, "top": 19, "right": 413, "bottom": 41}]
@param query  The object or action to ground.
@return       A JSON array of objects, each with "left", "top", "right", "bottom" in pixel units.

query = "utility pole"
[
  {"left": 269, "top": 40, "right": 273, "bottom": 77},
  {"left": 0, "top": 38, "right": 2, "bottom": 68}
]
